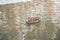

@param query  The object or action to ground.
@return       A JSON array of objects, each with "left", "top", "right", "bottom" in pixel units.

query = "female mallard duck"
[{"left": 26, "top": 17, "right": 40, "bottom": 24}]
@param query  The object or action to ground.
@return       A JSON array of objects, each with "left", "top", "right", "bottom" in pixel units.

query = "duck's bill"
[{"left": 0, "top": 0, "right": 32, "bottom": 5}]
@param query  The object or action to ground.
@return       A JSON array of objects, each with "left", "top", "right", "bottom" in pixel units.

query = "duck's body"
[{"left": 26, "top": 17, "right": 40, "bottom": 24}]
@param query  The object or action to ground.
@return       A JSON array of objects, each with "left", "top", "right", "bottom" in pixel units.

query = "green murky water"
[{"left": 0, "top": 0, "right": 60, "bottom": 40}]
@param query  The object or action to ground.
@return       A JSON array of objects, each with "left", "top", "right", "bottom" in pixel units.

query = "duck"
[{"left": 26, "top": 17, "right": 40, "bottom": 24}]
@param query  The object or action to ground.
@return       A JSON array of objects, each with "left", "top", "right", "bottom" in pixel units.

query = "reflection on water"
[{"left": 0, "top": 0, "right": 32, "bottom": 5}]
